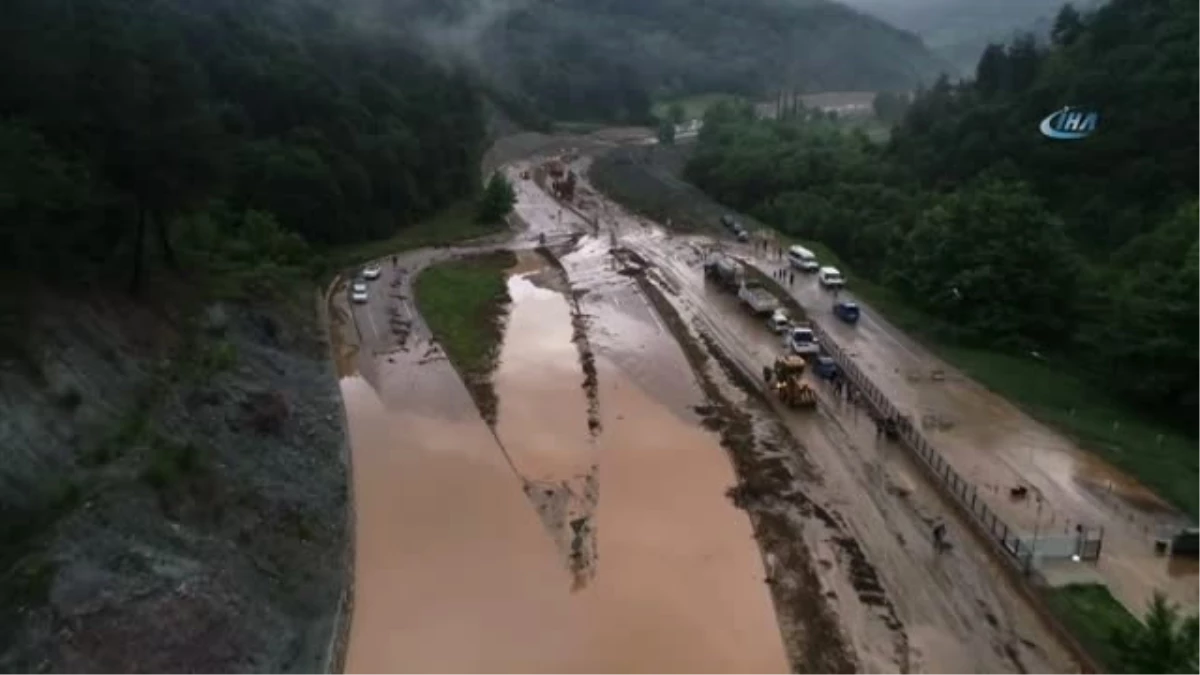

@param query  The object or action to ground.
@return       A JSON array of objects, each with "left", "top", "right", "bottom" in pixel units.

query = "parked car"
[
  {"left": 787, "top": 245, "right": 820, "bottom": 272},
  {"left": 362, "top": 264, "right": 383, "bottom": 280},
  {"left": 788, "top": 325, "right": 820, "bottom": 356},
  {"left": 813, "top": 356, "right": 839, "bottom": 380},
  {"left": 833, "top": 300, "right": 860, "bottom": 324},
  {"left": 351, "top": 280, "right": 369, "bottom": 304},
  {"left": 767, "top": 309, "right": 792, "bottom": 333},
  {"left": 818, "top": 266, "right": 845, "bottom": 289}
]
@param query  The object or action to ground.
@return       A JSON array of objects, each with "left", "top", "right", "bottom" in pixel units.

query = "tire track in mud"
[{"left": 612, "top": 246, "right": 862, "bottom": 673}]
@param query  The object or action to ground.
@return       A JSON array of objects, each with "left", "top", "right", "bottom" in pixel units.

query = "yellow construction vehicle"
[{"left": 764, "top": 355, "right": 817, "bottom": 409}]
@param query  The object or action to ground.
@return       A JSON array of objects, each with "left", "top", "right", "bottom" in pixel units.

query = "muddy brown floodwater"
[{"left": 337, "top": 244, "right": 787, "bottom": 672}]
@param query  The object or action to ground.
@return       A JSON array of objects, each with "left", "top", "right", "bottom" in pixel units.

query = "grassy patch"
[
  {"left": 320, "top": 202, "right": 508, "bottom": 278},
  {"left": 651, "top": 93, "right": 746, "bottom": 120},
  {"left": 414, "top": 250, "right": 517, "bottom": 425},
  {"left": 1046, "top": 583, "right": 1141, "bottom": 672},
  {"left": 141, "top": 437, "right": 203, "bottom": 491}
]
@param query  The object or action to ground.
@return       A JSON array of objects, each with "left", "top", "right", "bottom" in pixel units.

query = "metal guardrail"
[
  {"left": 807, "top": 318, "right": 1105, "bottom": 673},
  {"left": 809, "top": 320, "right": 1103, "bottom": 566}
]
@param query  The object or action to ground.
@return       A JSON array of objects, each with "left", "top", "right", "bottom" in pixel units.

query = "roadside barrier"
[
  {"left": 316, "top": 288, "right": 356, "bottom": 675},
  {"left": 807, "top": 319, "right": 1104, "bottom": 674}
]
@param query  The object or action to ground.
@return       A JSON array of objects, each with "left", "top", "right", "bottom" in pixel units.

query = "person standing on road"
[
  {"left": 789, "top": 271, "right": 795, "bottom": 286},
  {"left": 932, "top": 522, "right": 948, "bottom": 553}
]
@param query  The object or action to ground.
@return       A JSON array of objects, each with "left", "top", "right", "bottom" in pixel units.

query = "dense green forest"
[
  {"left": 0, "top": 0, "right": 488, "bottom": 286},
  {"left": 685, "top": 0, "right": 1198, "bottom": 426},
  {"left": 377, "top": 0, "right": 949, "bottom": 123}
]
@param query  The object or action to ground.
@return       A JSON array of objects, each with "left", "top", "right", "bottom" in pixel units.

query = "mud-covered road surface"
[
  {"left": 735, "top": 241, "right": 1198, "bottom": 617},
  {"left": 324, "top": 134, "right": 1108, "bottom": 673}
]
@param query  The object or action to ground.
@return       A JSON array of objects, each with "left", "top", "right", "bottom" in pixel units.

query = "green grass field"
[
  {"left": 413, "top": 251, "right": 516, "bottom": 425},
  {"left": 415, "top": 251, "right": 515, "bottom": 379},
  {"left": 1045, "top": 583, "right": 1142, "bottom": 672}
]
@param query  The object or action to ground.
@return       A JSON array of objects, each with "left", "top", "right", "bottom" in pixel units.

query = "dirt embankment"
[
  {"left": 0, "top": 290, "right": 349, "bottom": 673},
  {"left": 613, "top": 247, "right": 859, "bottom": 673},
  {"left": 535, "top": 244, "right": 601, "bottom": 436}
]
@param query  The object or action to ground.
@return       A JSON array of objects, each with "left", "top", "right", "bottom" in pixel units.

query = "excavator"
[{"left": 763, "top": 354, "right": 818, "bottom": 409}]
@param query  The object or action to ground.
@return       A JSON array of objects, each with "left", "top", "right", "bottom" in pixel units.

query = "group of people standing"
[{"left": 772, "top": 267, "right": 796, "bottom": 286}]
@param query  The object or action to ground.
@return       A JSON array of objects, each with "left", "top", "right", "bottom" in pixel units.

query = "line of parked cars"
[
  {"left": 350, "top": 263, "right": 383, "bottom": 304},
  {"left": 782, "top": 244, "right": 861, "bottom": 323},
  {"left": 720, "top": 214, "right": 751, "bottom": 242}
]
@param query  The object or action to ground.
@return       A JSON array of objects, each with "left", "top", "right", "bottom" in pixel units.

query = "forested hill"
[
  {"left": 1, "top": 0, "right": 487, "bottom": 283},
  {"left": 685, "top": 0, "right": 1198, "bottom": 427},
  {"left": 372, "top": 0, "right": 949, "bottom": 123}
]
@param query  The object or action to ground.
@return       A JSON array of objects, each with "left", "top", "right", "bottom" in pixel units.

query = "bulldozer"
[{"left": 764, "top": 355, "right": 817, "bottom": 409}]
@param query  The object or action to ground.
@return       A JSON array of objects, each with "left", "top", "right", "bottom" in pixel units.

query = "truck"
[
  {"left": 703, "top": 255, "right": 744, "bottom": 292},
  {"left": 738, "top": 280, "right": 778, "bottom": 315},
  {"left": 703, "top": 254, "right": 779, "bottom": 316}
]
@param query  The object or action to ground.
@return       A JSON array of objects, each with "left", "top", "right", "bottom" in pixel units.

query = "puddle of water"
[
  {"left": 492, "top": 264, "right": 599, "bottom": 582},
  {"left": 577, "top": 360, "right": 788, "bottom": 673},
  {"left": 343, "top": 281, "right": 789, "bottom": 671}
]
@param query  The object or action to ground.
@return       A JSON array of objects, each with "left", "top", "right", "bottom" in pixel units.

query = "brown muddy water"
[{"left": 340, "top": 252, "right": 787, "bottom": 672}]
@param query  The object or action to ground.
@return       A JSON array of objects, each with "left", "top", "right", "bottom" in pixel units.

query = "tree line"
[
  {"left": 0, "top": 0, "right": 488, "bottom": 287},
  {"left": 384, "top": 0, "right": 948, "bottom": 124},
  {"left": 685, "top": 0, "right": 1198, "bottom": 427}
]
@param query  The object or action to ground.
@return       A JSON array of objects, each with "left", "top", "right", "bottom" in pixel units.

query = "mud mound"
[{"left": 535, "top": 246, "right": 601, "bottom": 437}]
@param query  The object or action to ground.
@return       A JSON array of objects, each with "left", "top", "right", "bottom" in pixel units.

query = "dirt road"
[{"left": 325, "top": 136, "right": 1096, "bottom": 673}]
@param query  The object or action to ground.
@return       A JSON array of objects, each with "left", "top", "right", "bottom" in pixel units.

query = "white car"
[
  {"left": 767, "top": 309, "right": 791, "bottom": 333},
  {"left": 789, "top": 326, "right": 820, "bottom": 356},
  {"left": 362, "top": 264, "right": 383, "bottom": 280},
  {"left": 787, "top": 245, "right": 820, "bottom": 272},
  {"left": 817, "top": 266, "right": 845, "bottom": 289},
  {"left": 350, "top": 281, "right": 369, "bottom": 304}
]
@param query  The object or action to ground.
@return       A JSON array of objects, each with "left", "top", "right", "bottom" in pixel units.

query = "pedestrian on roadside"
[{"left": 789, "top": 271, "right": 795, "bottom": 285}]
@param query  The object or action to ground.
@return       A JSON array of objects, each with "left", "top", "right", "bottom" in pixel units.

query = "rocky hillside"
[{"left": 0, "top": 286, "right": 350, "bottom": 672}]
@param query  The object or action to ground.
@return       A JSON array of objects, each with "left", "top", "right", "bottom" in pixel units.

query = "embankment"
[{"left": 0, "top": 288, "right": 349, "bottom": 673}]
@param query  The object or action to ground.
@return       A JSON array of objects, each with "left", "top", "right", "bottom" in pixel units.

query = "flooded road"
[
  {"left": 325, "top": 135, "right": 1190, "bottom": 673},
  {"left": 562, "top": 176, "right": 1078, "bottom": 673},
  {"left": 333, "top": 230, "right": 787, "bottom": 671}
]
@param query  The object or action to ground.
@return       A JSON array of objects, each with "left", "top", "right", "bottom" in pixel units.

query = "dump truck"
[
  {"left": 704, "top": 254, "right": 744, "bottom": 292},
  {"left": 704, "top": 254, "right": 779, "bottom": 315},
  {"left": 738, "top": 280, "right": 778, "bottom": 315},
  {"left": 764, "top": 354, "right": 817, "bottom": 409}
]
